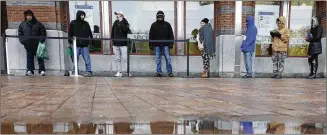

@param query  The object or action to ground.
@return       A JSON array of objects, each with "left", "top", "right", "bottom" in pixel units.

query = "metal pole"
[
  {"left": 4, "top": 35, "right": 10, "bottom": 75},
  {"left": 127, "top": 38, "right": 130, "bottom": 77},
  {"left": 73, "top": 37, "right": 78, "bottom": 76},
  {"left": 187, "top": 40, "right": 190, "bottom": 76}
]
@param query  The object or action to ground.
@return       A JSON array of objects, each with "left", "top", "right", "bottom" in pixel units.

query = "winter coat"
[
  {"left": 199, "top": 23, "right": 215, "bottom": 58},
  {"left": 272, "top": 16, "right": 290, "bottom": 52},
  {"left": 149, "top": 11, "right": 174, "bottom": 48},
  {"left": 18, "top": 10, "right": 46, "bottom": 53},
  {"left": 111, "top": 18, "right": 130, "bottom": 46},
  {"left": 241, "top": 16, "right": 258, "bottom": 52},
  {"left": 307, "top": 17, "right": 323, "bottom": 55},
  {"left": 68, "top": 10, "right": 93, "bottom": 47}
]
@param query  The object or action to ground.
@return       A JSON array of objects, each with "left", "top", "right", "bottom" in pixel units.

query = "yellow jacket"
[{"left": 272, "top": 16, "right": 290, "bottom": 52}]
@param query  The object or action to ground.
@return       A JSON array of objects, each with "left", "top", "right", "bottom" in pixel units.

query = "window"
[
  {"left": 111, "top": 1, "right": 176, "bottom": 55},
  {"left": 254, "top": 1, "right": 281, "bottom": 56},
  {"left": 69, "top": 1, "right": 102, "bottom": 53},
  {"left": 289, "top": 1, "right": 315, "bottom": 57},
  {"left": 185, "top": 1, "right": 214, "bottom": 55}
]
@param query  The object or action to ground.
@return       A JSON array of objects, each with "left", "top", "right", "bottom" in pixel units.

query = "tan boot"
[{"left": 201, "top": 71, "right": 208, "bottom": 78}]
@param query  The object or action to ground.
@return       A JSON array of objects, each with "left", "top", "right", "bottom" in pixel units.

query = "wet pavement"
[{"left": 0, "top": 76, "right": 326, "bottom": 134}]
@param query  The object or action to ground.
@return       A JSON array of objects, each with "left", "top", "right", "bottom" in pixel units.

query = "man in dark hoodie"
[
  {"left": 240, "top": 16, "right": 257, "bottom": 78},
  {"left": 68, "top": 10, "right": 93, "bottom": 77},
  {"left": 149, "top": 11, "right": 174, "bottom": 77},
  {"left": 18, "top": 9, "right": 47, "bottom": 76}
]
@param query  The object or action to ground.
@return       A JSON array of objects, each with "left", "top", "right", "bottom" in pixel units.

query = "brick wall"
[
  {"left": 242, "top": 1, "right": 255, "bottom": 35},
  {"left": 215, "top": 1, "right": 235, "bottom": 35},
  {"left": 1, "top": 1, "right": 8, "bottom": 35},
  {"left": 316, "top": 1, "right": 326, "bottom": 37},
  {"left": 6, "top": 1, "right": 68, "bottom": 32}
]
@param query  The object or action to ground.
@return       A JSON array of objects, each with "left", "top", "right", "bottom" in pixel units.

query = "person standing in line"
[
  {"left": 305, "top": 17, "right": 323, "bottom": 79},
  {"left": 18, "top": 9, "right": 47, "bottom": 76},
  {"left": 68, "top": 10, "right": 93, "bottom": 77},
  {"left": 111, "top": 11, "right": 130, "bottom": 77},
  {"left": 196, "top": 18, "right": 215, "bottom": 78},
  {"left": 240, "top": 16, "right": 258, "bottom": 78},
  {"left": 149, "top": 11, "right": 174, "bottom": 77},
  {"left": 270, "top": 16, "right": 290, "bottom": 79}
]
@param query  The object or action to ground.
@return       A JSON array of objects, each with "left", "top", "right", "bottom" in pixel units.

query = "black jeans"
[
  {"left": 308, "top": 54, "right": 318, "bottom": 74},
  {"left": 26, "top": 50, "right": 45, "bottom": 74}
]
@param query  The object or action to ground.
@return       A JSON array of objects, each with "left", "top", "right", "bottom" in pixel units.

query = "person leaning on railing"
[{"left": 18, "top": 9, "right": 47, "bottom": 76}]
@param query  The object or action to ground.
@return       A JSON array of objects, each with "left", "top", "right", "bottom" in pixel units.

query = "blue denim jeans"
[
  {"left": 155, "top": 46, "right": 172, "bottom": 73},
  {"left": 243, "top": 52, "right": 253, "bottom": 76},
  {"left": 72, "top": 47, "right": 92, "bottom": 73}
]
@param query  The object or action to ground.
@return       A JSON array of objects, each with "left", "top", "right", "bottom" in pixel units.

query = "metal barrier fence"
[{"left": 2, "top": 35, "right": 190, "bottom": 77}]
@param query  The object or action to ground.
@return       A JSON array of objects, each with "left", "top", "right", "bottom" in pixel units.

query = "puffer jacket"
[
  {"left": 307, "top": 17, "right": 323, "bottom": 55},
  {"left": 272, "top": 16, "right": 290, "bottom": 52}
]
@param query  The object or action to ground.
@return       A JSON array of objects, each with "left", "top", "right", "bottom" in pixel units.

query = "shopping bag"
[
  {"left": 66, "top": 46, "right": 73, "bottom": 57},
  {"left": 36, "top": 42, "right": 49, "bottom": 60}
]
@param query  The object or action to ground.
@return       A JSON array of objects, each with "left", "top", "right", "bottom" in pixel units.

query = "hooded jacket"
[
  {"left": 307, "top": 17, "right": 323, "bottom": 55},
  {"left": 199, "top": 23, "right": 215, "bottom": 58},
  {"left": 111, "top": 18, "right": 130, "bottom": 46},
  {"left": 68, "top": 10, "right": 93, "bottom": 47},
  {"left": 18, "top": 9, "right": 46, "bottom": 52},
  {"left": 149, "top": 11, "right": 174, "bottom": 48},
  {"left": 272, "top": 16, "right": 290, "bottom": 52},
  {"left": 241, "top": 16, "right": 258, "bottom": 52}
]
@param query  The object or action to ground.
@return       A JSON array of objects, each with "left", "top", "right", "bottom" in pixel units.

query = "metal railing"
[{"left": 2, "top": 35, "right": 191, "bottom": 77}]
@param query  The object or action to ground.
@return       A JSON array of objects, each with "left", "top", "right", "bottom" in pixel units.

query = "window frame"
[
  {"left": 109, "top": 1, "right": 178, "bottom": 56},
  {"left": 67, "top": 1, "right": 104, "bottom": 55}
]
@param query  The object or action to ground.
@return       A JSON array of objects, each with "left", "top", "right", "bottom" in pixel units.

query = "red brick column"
[
  {"left": 242, "top": 2, "right": 255, "bottom": 34},
  {"left": 316, "top": 1, "right": 326, "bottom": 37},
  {"left": 215, "top": 1, "right": 235, "bottom": 35}
]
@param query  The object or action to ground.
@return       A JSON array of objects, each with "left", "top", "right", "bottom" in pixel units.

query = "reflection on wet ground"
[
  {"left": 0, "top": 76, "right": 326, "bottom": 134},
  {"left": 1, "top": 120, "right": 325, "bottom": 134}
]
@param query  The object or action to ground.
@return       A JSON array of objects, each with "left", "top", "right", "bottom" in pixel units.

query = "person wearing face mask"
[
  {"left": 18, "top": 9, "right": 47, "bottom": 76},
  {"left": 68, "top": 10, "right": 93, "bottom": 77},
  {"left": 305, "top": 17, "right": 323, "bottom": 79},
  {"left": 270, "top": 16, "right": 290, "bottom": 79},
  {"left": 111, "top": 11, "right": 131, "bottom": 77},
  {"left": 149, "top": 11, "right": 175, "bottom": 77},
  {"left": 196, "top": 18, "right": 215, "bottom": 78}
]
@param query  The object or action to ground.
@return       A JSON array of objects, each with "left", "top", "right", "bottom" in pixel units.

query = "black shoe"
[
  {"left": 242, "top": 75, "right": 252, "bottom": 78},
  {"left": 307, "top": 74, "right": 316, "bottom": 79},
  {"left": 275, "top": 75, "right": 282, "bottom": 79},
  {"left": 155, "top": 73, "right": 162, "bottom": 77},
  {"left": 271, "top": 75, "right": 277, "bottom": 78},
  {"left": 305, "top": 73, "right": 313, "bottom": 78},
  {"left": 168, "top": 73, "right": 174, "bottom": 77}
]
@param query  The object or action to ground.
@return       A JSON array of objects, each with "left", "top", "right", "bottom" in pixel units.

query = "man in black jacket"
[
  {"left": 149, "top": 11, "right": 174, "bottom": 77},
  {"left": 111, "top": 11, "right": 130, "bottom": 77},
  {"left": 306, "top": 17, "right": 323, "bottom": 79},
  {"left": 18, "top": 9, "right": 47, "bottom": 76},
  {"left": 68, "top": 10, "right": 93, "bottom": 77}
]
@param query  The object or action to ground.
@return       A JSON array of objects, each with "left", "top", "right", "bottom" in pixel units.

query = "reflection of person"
[
  {"left": 149, "top": 11, "right": 174, "bottom": 77},
  {"left": 68, "top": 10, "right": 93, "bottom": 77},
  {"left": 270, "top": 16, "right": 290, "bottom": 79},
  {"left": 241, "top": 16, "right": 257, "bottom": 78},
  {"left": 18, "top": 10, "right": 47, "bottom": 76},
  {"left": 305, "top": 17, "right": 323, "bottom": 79},
  {"left": 197, "top": 18, "right": 215, "bottom": 78},
  {"left": 111, "top": 11, "right": 130, "bottom": 77}
]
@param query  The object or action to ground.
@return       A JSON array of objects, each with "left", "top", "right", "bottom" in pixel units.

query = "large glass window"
[
  {"left": 185, "top": 1, "right": 214, "bottom": 55},
  {"left": 289, "top": 1, "right": 315, "bottom": 57},
  {"left": 111, "top": 1, "right": 176, "bottom": 55},
  {"left": 254, "top": 1, "right": 281, "bottom": 56},
  {"left": 69, "top": 1, "right": 102, "bottom": 53}
]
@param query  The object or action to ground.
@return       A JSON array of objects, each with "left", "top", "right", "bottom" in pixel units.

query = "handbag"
[{"left": 196, "top": 33, "right": 204, "bottom": 50}]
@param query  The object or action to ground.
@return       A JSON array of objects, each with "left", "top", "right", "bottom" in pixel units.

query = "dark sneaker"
[
  {"left": 242, "top": 75, "right": 252, "bottom": 78},
  {"left": 168, "top": 73, "right": 174, "bottom": 77},
  {"left": 154, "top": 73, "right": 162, "bottom": 77},
  {"left": 275, "top": 75, "right": 282, "bottom": 79},
  {"left": 271, "top": 75, "right": 277, "bottom": 78},
  {"left": 307, "top": 74, "right": 316, "bottom": 79},
  {"left": 84, "top": 72, "right": 92, "bottom": 77},
  {"left": 305, "top": 74, "right": 313, "bottom": 78},
  {"left": 26, "top": 71, "right": 33, "bottom": 76}
]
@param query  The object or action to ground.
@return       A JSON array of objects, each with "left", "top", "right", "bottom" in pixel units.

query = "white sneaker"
[
  {"left": 26, "top": 71, "right": 33, "bottom": 76},
  {"left": 40, "top": 71, "right": 45, "bottom": 76},
  {"left": 115, "top": 71, "right": 122, "bottom": 77}
]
